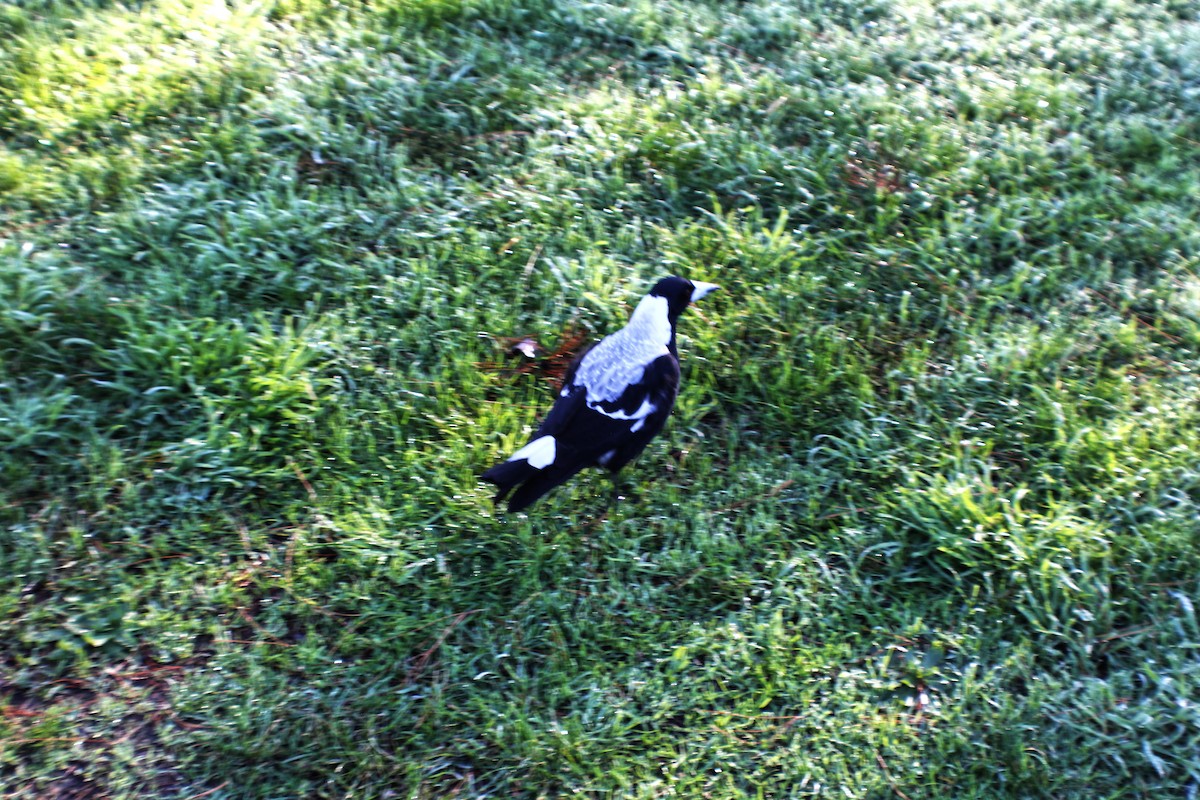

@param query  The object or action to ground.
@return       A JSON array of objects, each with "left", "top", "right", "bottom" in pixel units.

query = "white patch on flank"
[
  {"left": 598, "top": 449, "right": 617, "bottom": 466},
  {"left": 508, "top": 435, "right": 557, "bottom": 469},
  {"left": 573, "top": 295, "right": 672, "bottom": 403},
  {"left": 690, "top": 281, "right": 720, "bottom": 302}
]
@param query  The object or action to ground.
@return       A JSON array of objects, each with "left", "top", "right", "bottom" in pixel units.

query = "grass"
[{"left": 1, "top": 0, "right": 1199, "bottom": 796}]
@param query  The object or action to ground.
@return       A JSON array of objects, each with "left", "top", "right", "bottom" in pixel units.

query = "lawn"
[{"left": 1, "top": 0, "right": 1199, "bottom": 797}]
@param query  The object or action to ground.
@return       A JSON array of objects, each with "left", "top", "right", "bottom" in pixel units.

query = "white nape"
[
  {"left": 574, "top": 295, "right": 671, "bottom": 403},
  {"left": 626, "top": 294, "right": 673, "bottom": 345}
]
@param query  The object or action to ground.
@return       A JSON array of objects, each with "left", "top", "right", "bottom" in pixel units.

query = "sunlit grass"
[
  {"left": 0, "top": 0, "right": 275, "bottom": 206},
  {"left": 2, "top": 0, "right": 269, "bottom": 137}
]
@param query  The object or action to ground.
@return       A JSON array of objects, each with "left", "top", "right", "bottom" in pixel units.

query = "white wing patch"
[
  {"left": 508, "top": 435, "right": 557, "bottom": 469},
  {"left": 592, "top": 397, "right": 656, "bottom": 430}
]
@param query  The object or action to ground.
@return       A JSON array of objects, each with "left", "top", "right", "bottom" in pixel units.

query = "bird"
[{"left": 482, "top": 275, "right": 719, "bottom": 512}]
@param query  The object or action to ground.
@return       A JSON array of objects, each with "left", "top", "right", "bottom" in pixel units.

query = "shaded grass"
[{"left": 2, "top": 0, "right": 1200, "bottom": 797}]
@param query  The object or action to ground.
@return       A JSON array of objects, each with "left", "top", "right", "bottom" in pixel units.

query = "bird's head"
[{"left": 648, "top": 275, "right": 720, "bottom": 322}]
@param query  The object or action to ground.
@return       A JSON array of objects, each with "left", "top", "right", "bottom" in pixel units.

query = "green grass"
[{"left": 2, "top": 0, "right": 1199, "bottom": 796}]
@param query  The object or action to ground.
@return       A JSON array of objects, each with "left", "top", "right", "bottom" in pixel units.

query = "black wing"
[{"left": 593, "top": 353, "right": 680, "bottom": 473}]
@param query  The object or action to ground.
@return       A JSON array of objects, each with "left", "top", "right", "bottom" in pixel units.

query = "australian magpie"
[{"left": 482, "top": 276, "right": 719, "bottom": 512}]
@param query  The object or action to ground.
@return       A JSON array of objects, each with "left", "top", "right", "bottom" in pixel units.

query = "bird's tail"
[
  {"left": 481, "top": 459, "right": 537, "bottom": 505},
  {"left": 481, "top": 458, "right": 585, "bottom": 513}
]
